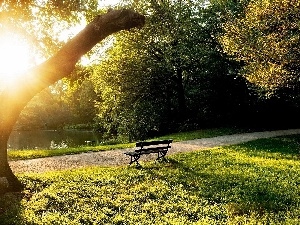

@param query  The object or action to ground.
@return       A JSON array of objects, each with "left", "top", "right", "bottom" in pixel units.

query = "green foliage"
[
  {"left": 16, "top": 68, "right": 98, "bottom": 130},
  {"left": 16, "top": 85, "right": 71, "bottom": 130},
  {"left": 5, "top": 0, "right": 300, "bottom": 142},
  {"left": 1, "top": 135, "right": 300, "bottom": 224},
  {"left": 92, "top": 0, "right": 250, "bottom": 140},
  {"left": 220, "top": 0, "right": 300, "bottom": 95}
]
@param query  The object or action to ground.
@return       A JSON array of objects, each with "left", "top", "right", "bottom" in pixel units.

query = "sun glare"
[
  {"left": 0, "top": 0, "right": 122, "bottom": 90},
  {"left": 0, "top": 33, "right": 34, "bottom": 89}
]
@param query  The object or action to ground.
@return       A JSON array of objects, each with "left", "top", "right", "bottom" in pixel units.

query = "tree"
[
  {"left": 93, "top": 0, "right": 214, "bottom": 140},
  {"left": 65, "top": 78, "right": 99, "bottom": 126},
  {"left": 220, "top": 0, "right": 300, "bottom": 95},
  {"left": 91, "top": 0, "right": 256, "bottom": 140},
  {"left": 15, "top": 86, "right": 72, "bottom": 130},
  {"left": 0, "top": 8, "right": 145, "bottom": 193}
]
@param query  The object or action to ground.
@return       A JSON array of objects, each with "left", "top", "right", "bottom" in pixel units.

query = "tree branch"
[{"left": 0, "top": 8, "right": 145, "bottom": 193}]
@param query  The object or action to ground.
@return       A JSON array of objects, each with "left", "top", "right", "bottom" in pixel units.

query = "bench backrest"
[{"left": 136, "top": 139, "right": 173, "bottom": 149}]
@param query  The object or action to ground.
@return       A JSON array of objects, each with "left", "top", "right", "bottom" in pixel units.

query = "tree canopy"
[
  {"left": 220, "top": 0, "right": 300, "bottom": 95},
  {"left": 89, "top": 0, "right": 255, "bottom": 140},
  {"left": 2, "top": 0, "right": 300, "bottom": 193}
]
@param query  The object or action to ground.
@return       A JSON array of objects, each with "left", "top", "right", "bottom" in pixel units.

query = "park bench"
[{"left": 124, "top": 139, "right": 173, "bottom": 166}]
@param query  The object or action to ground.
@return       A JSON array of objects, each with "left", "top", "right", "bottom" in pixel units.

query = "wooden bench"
[{"left": 124, "top": 140, "right": 173, "bottom": 166}]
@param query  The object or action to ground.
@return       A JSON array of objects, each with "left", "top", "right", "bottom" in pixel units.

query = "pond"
[{"left": 8, "top": 130, "right": 104, "bottom": 150}]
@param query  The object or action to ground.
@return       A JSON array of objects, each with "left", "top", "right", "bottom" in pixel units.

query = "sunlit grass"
[
  {"left": 1, "top": 135, "right": 300, "bottom": 224},
  {"left": 8, "top": 127, "right": 246, "bottom": 161}
]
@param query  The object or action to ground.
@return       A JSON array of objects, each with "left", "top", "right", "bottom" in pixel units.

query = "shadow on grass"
[
  {"left": 0, "top": 175, "right": 50, "bottom": 224},
  {"left": 233, "top": 135, "right": 300, "bottom": 159},
  {"left": 139, "top": 152, "right": 298, "bottom": 219},
  {"left": 0, "top": 191, "right": 25, "bottom": 224}
]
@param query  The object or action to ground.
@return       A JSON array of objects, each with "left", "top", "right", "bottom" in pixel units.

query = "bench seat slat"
[
  {"left": 125, "top": 147, "right": 169, "bottom": 156},
  {"left": 136, "top": 140, "right": 172, "bottom": 147},
  {"left": 135, "top": 146, "right": 171, "bottom": 153},
  {"left": 124, "top": 151, "right": 139, "bottom": 156}
]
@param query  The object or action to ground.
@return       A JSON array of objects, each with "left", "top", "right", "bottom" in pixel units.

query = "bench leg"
[
  {"left": 129, "top": 154, "right": 141, "bottom": 166},
  {"left": 156, "top": 150, "right": 168, "bottom": 162}
]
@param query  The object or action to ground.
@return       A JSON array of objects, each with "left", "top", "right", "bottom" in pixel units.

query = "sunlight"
[
  {"left": 0, "top": 0, "right": 122, "bottom": 89},
  {"left": 0, "top": 33, "right": 34, "bottom": 89},
  {"left": 99, "top": 0, "right": 121, "bottom": 7}
]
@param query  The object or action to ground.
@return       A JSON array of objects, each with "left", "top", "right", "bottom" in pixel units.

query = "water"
[{"left": 8, "top": 130, "right": 104, "bottom": 150}]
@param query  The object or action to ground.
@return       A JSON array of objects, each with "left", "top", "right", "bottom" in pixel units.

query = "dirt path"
[{"left": 9, "top": 129, "right": 300, "bottom": 174}]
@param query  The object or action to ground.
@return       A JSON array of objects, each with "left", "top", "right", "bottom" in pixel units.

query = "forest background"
[{"left": 12, "top": 0, "right": 300, "bottom": 142}]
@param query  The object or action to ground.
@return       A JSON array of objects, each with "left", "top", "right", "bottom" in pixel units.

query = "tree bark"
[
  {"left": 175, "top": 67, "right": 187, "bottom": 122},
  {"left": 0, "top": 9, "right": 145, "bottom": 193}
]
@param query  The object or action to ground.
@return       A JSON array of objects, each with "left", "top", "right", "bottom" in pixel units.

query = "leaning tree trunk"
[{"left": 0, "top": 9, "right": 145, "bottom": 194}]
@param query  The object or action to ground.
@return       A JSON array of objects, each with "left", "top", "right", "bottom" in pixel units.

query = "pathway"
[{"left": 9, "top": 128, "right": 300, "bottom": 174}]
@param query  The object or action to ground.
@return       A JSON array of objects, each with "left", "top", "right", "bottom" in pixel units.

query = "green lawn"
[
  {"left": 1, "top": 134, "right": 300, "bottom": 224},
  {"left": 8, "top": 127, "right": 246, "bottom": 161}
]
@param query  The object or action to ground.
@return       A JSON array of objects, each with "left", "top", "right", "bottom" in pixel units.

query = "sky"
[{"left": 99, "top": 0, "right": 121, "bottom": 7}]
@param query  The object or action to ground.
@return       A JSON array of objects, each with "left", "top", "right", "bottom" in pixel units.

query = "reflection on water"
[{"left": 8, "top": 130, "right": 103, "bottom": 150}]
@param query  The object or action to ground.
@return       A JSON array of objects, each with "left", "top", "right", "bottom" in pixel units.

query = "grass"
[
  {"left": 8, "top": 127, "right": 247, "bottom": 161},
  {"left": 1, "top": 134, "right": 300, "bottom": 224}
]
